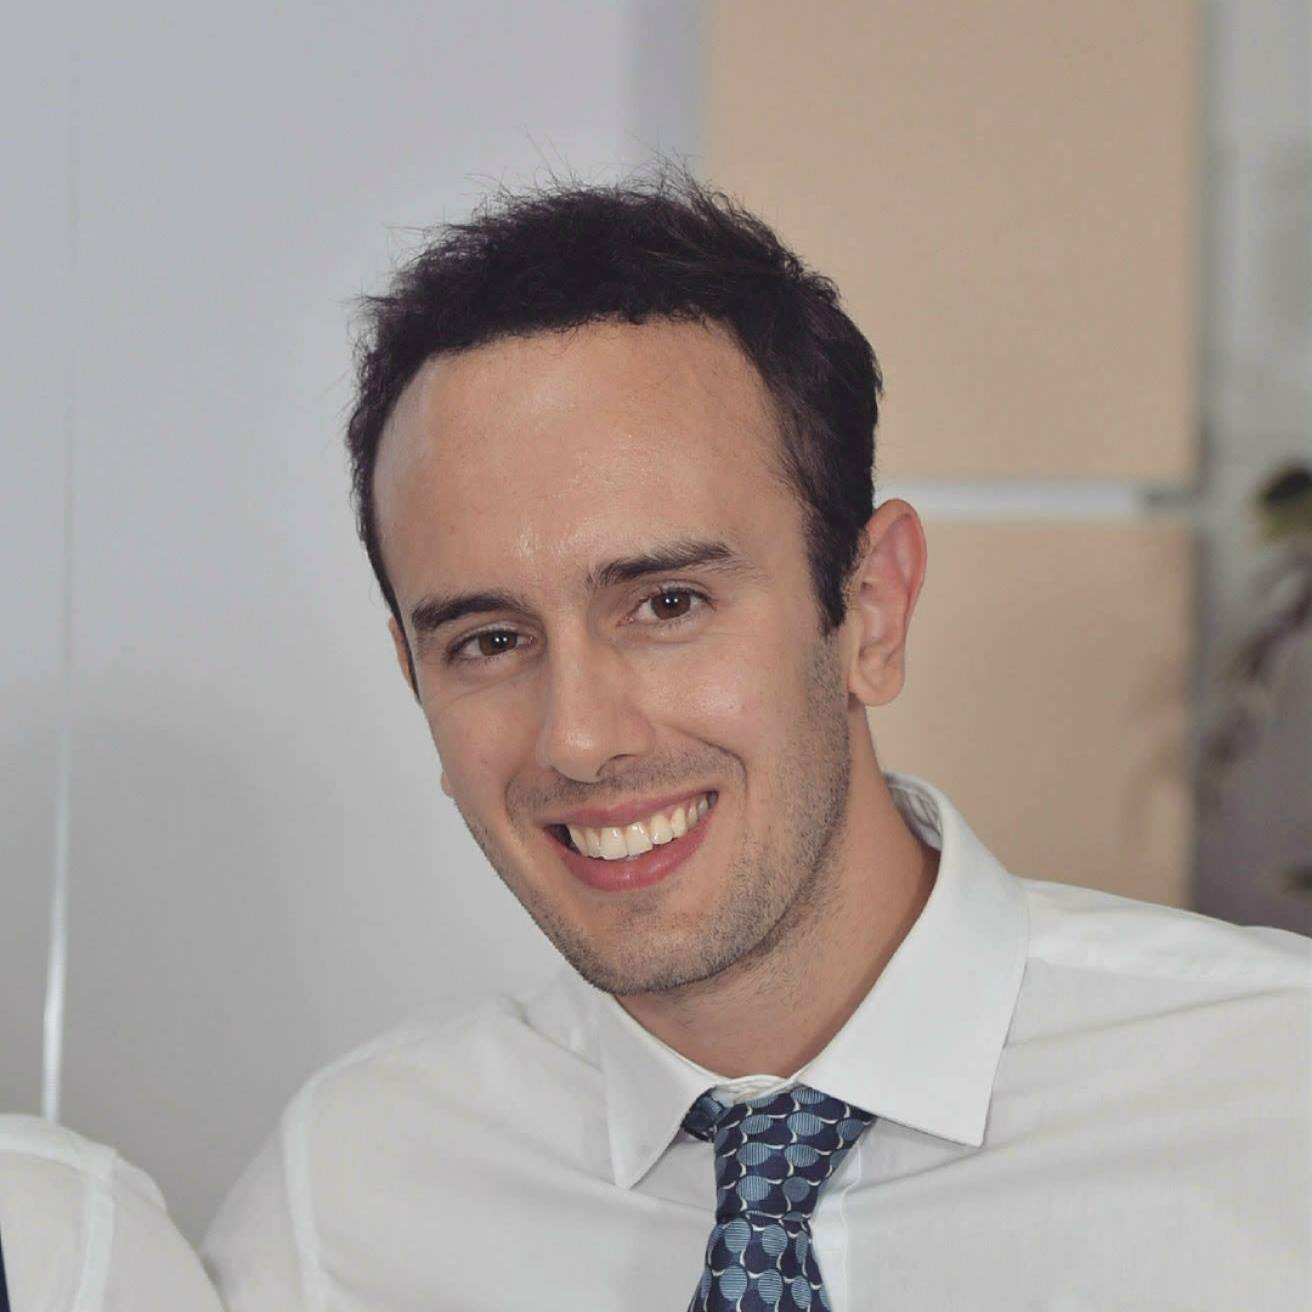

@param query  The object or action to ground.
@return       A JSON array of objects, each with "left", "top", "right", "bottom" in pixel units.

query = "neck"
[{"left": 616, "top": 717, "right": 939, "bottom": 1079}]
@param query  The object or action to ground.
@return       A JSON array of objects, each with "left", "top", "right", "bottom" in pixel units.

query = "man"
[{"left": 204, "top": 173, "right": 1311, "bottom": 1309}]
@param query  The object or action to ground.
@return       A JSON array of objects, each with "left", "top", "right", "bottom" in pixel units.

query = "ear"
[
  {"left": 387, "top": 615, "right": 420, "bottom": 701},
  {"left": 842, "top": 499, "right": 928, "bottom": 707}
]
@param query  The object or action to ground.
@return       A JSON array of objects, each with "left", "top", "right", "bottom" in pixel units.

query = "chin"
[{"left": 555, "top": 929, "right": 741, "bottom": 998}]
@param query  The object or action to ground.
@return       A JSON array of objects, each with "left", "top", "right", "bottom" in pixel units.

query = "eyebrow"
[{"left": 408, "top": 537, "right": 763, "bottom": 641}]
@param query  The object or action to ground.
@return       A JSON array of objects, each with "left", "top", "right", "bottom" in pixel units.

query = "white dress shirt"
[
  {"left": 0, "top": 1115, "right": 222, "bottom": 1312},
  {"left": 204, "top": 771, "right": 1312, "bottom": 1310}
]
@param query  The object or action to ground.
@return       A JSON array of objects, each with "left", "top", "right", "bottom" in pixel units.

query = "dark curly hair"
[{"left": 346, "top": 167, "right": 882, "bottom": 674}]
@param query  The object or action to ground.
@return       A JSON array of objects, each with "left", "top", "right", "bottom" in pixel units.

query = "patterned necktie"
[{"left": 682, "top": 1083, "right": 876, "bottom": 1311}]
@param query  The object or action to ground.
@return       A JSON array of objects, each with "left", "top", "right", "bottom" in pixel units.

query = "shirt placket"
[{"left": 808, "top": 1130, "right": 864, "bottom": 1312}]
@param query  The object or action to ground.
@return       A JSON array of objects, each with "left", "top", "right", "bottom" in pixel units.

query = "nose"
[{"left": 534, "top": 635, "right": 655, "bottom": 782}]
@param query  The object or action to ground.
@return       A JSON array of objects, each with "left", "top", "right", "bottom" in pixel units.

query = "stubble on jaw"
[{"left": 453, "top": 634, "right": 854, "bottom": 1000}]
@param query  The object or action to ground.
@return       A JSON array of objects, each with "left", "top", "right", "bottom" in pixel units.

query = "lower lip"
[{"left": 554, "top": 802, "right": 716, "bottom": 893}]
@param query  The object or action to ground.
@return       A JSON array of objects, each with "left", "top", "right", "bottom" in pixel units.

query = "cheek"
[
  {"left": 658, "top": 630, "right": 783, "bottom": 742},
  {"left": 425, "top": 693, "right": 533, "bottom": 798},
  {"left": 684, "top": 664, "right": 764, "bottom": 728}
]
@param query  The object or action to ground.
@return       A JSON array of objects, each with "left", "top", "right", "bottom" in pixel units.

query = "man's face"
[{"left": 373, "top": 319, "right": 857, "bottom": 998}]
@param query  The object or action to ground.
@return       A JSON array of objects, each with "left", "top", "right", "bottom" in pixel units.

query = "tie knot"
[{"left": 682, "top": 1084, "right": 875, "bottom": 1226}]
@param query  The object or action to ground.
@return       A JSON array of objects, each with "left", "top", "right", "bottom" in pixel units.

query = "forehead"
[{"left": 373, "top": 319, "right": 801, "bottom": 602}]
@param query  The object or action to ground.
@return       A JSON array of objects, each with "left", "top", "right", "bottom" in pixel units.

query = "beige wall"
[
  {"left": 708, "top": 0, "right": 1199, "bottom": 905},
  {"left": 872, "top": 520, "right": 1193, "bottom": 907},
  {"left": 707, "top": 0, "right": 1198, "bottom": 485}
]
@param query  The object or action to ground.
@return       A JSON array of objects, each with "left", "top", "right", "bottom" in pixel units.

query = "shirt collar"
[{"left": 584, "top": 771, "right": 1031, "bottom": 1189}]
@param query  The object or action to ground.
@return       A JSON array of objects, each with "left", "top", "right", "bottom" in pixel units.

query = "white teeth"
[
  {"left": 624, "top": 822, "right": 653, "bottom": 856},
  {"left": 564, "top": 792, "right": 714, "bottom": 860}
]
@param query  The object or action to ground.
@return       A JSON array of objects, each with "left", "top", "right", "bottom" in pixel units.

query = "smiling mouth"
[{"left": 548, "top": 791, "right": 718, "bottom": 861}]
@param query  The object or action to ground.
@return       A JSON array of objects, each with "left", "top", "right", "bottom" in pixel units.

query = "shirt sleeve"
[
  {"left": 0, "top": 1115, "right": 222, "bottom": 1312},
  {"left": 202, "top": 1120, "right": 314, "bottom": 1312},
  {"left": 104, "top": 1155, "right": 225, "bottom": 1312}
]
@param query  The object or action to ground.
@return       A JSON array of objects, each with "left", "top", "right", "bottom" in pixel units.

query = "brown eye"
[
  {"left": 649, "top": 590, "right": 692, "bottom": 620},
  {"left": 476, "top": 631, "right": 518, "bottom": 657}
]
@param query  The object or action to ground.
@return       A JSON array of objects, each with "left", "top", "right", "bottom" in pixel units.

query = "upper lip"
[{"left": 542, "top": 789, "right": 716, "bottom": 830}]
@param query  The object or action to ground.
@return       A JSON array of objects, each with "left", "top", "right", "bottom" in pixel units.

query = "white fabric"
[
  {"left": 0, "top": 1116, "right": 221, "bottom": 1312},
  {"left": 203, "top": 771, "right": 1312, "bottom": 1309}
]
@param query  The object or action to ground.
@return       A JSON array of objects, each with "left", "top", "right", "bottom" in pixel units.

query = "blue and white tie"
[{"left": 682, "top": 1084, "right": 876, "bottom": 1311}]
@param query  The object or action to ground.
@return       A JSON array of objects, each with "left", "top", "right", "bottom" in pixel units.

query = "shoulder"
[
  {"left": 0, "top": 1115, "right": 220, "bottom": 1312},
  {"left": 1019, "top": 876, "right": 1312, "bottom": 990},
  {"left": 291, "top": 970, "right": 596, "bottom": 1137},
  {"left": 1009, "top": 877, "right": 1311, "bottom": 1076},
  {"left": 205, "top": 970, "right": 600, "bottom": 1307}
]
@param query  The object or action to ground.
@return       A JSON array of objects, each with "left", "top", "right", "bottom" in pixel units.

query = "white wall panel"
[
  {"left": 0, "top": 7, "right": 72, "bottom": 1118},
  {"left": 49, "top": 0, "right": 686, "bottom": 1240}
]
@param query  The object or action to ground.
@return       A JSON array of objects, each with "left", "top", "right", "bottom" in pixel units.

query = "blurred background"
[{"left": 3, "top": 0, "right": 1309, "bottom": 1242}]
